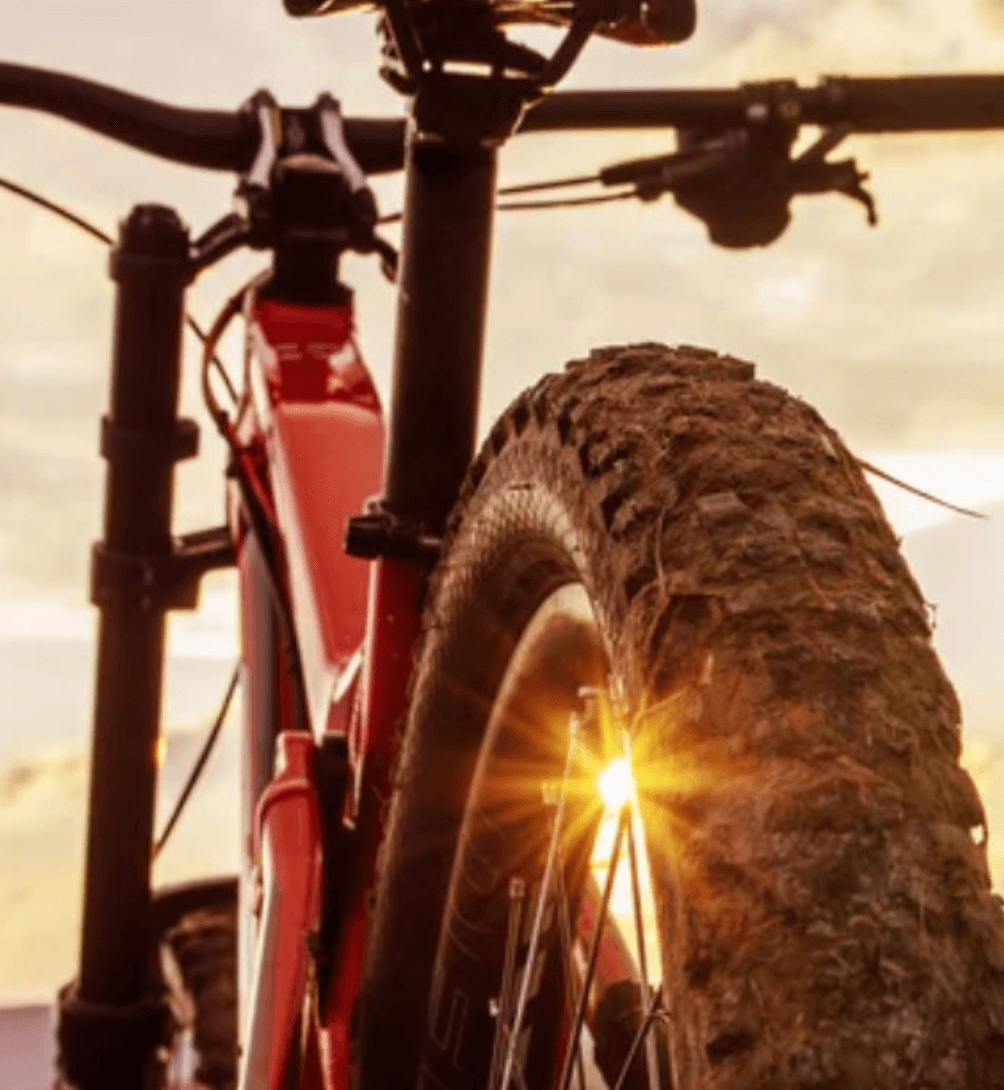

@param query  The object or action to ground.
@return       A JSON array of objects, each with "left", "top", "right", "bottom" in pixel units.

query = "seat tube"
[
  {"left": 348, "top": 93, "right": 507, "bottom": 1090},
  {"left": 383, "top": 135, "right": 497, "bottom": 532}
]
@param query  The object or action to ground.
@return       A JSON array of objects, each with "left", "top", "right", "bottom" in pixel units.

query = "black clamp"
[
  {"left": 345, "top": 506, "right": 441, "bottom": 566},
  {"left": 91, "top": 526, "right": 237, "bottom": 612},
  {"left": 310, "top": 733, "right": 352, "bottom": 1020},
  {"left": 57, "top": 981, "right": 174, "bottom": 1090},
  {"left": 742, "top": 79, "right": 803, "bottom": 131},
  {"left": 100, "top": 415, "right": 199, "bottom": 467}
]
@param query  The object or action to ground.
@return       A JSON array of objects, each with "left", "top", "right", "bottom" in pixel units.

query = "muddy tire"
[
  {"left": 357, "top": 344, "right": 1004, "bottom": 1089},
  {"left": 155, "top": 879, "right": 238, "bottom": 1090}
]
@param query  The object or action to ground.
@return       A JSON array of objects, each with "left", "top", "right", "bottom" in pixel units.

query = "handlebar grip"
[
  {"left": 0, "top": 63, "right": 258, "bottom": 171},
  {"left": 526, "top": 77, "right": 1004, "bottom": 136},
  {"left": 811, "top": 75, "right": 1004, "bottom": 133}
]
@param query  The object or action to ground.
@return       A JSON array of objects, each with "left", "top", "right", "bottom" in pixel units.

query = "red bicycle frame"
[{"left": 234, "top": 290, "right": 387, "bottom": 1089}]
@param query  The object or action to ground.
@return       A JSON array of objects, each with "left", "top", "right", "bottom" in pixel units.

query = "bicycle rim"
[{"left": 420, "top": 583, "right": 671, "bottom": 1090}]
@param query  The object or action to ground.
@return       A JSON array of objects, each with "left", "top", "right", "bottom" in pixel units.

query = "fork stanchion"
[{"left": 382, "top": 132, "right": 497, "bottom": 534}]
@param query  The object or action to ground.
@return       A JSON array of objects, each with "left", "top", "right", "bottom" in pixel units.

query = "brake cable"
[
  {"left": 153, "top": 661, "right": 240, "bottom": 859},
  {"left": 496, "top": 190, "right": 637, "bottom": 212},
  {"left": 377, "top": 170, "right": 627, "bottom": 224},
  {"left": 0, "top": 173, "right": 112, "bottom": 244},
  {"left": 0, "top": 171, "right": 240, "bottom": 404}
]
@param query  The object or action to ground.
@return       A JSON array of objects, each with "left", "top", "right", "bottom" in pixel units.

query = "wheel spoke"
[
  {"left": 624, "top": 745, "right": 659, "bottom": 1090},
  {"left": 495, "top": 709, "right": 666, "bottom": 1090},
  {"left": 557, "top": 804, "right": 630, "bottom": 1090},
  {"left": 499, "top": 715, "right": 581, "bottom": 1090},
  {"left": 610, "top": 987, "right": 664, "bottom": 1090},
  {"left": 554, "top": 847, "right": 587, "bottom": 1090},
  {"left": 490, "top": 877, "right": 527, "bottom": 1090},
  {"left": 495, "top": 1021, "right": 533, "bottom": 1090}
]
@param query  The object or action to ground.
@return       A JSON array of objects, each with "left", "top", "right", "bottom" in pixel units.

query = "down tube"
[{"left": 325, "top": 141, "right": 498, "bottom": 1089}]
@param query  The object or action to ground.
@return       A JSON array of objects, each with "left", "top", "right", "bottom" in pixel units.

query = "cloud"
[
  {"left": 0, "top": 579, "right": 238, "bottom": 658},
  {"left": 0, "top": 716, "right": 240, "bottom": 1002},
  {"left": 0, "top": 713, "right": 239, "bottom": 811},
  {"left": 0, "top": 764, "right": 41, "bottom": 806},
  {"left": 0, "top": 756, "right": 80, "bottom": 808},
  {"left": 977, "top": 0, "right": 1004, "bottom": 32}
]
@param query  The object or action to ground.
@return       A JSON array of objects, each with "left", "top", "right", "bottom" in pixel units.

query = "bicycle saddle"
[{"left": 283, "top": 0, "right": 697, "bottom": 47}]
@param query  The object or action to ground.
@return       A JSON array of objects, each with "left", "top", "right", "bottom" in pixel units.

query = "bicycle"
[{"left": 2, "top": 0, "right": 1004, "bottom": 1087}]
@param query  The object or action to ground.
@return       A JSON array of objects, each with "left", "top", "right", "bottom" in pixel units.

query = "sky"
[{"left": 3, "top": 0, "right": 1004, "bottom": 1007}]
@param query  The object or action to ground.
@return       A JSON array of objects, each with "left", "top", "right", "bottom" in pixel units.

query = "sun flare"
[{"left": 597, "top": 756, "right": 636, "bottom": 814}]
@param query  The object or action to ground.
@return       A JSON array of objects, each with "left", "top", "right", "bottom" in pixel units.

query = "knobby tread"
[
  {"left": 162, "top": 904, "right": 238, "bottom": 1090},
  {"left": 359, "top": 342, "right": 1004, "bottom": 1090}
]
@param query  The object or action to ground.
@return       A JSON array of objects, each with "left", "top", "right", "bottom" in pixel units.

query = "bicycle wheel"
[
  {"left": 154, "top": 878, "right": 237, "bottom": 1090},
  {"left": 357, "top": 343, "right": 1004, "bottom": 1090}
]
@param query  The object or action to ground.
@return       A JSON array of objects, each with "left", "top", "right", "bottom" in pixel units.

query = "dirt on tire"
[
  {"left": 160, "top": 898, "right": 238, "bottom": 1090},
  {"left": 543, "top": 345, "right": 1004, "bottom": 1089},
  {"left": 359, "top": 342, "right": 1004, "bottom": 1090}
]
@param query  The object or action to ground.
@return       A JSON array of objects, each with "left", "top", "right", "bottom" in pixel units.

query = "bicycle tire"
[
  {"left": 357, "top": 343, "right": 1004, "bottom": 1089},
  {"left": 156, "top": 881, "right": 238, "bottom": 1090}
]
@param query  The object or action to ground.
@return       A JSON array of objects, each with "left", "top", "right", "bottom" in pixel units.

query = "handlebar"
[
  {"left": 0, "top": 64, "right": 258, "bottom": 172},
  {"left": 524, "top": 76, "right": 1004, "bottom": 135},
  {"left": 0, "top": 63, "right": 409, "bottom": 174},
  {"left": 2, "top": 63, "right": 1004, "bottom": 176}
]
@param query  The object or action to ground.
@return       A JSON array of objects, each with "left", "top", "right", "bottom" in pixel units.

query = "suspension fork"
[{"left": 57, "top": 205, "right": 234, "bottom": 1090}]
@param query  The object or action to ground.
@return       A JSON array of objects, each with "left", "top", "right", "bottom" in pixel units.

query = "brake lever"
[
  {"left": 796, "top": 158, "right": 878, "bottom": 225},
  {"left": 595, "top": 123, "right": 878, "bottom": 243},
  {"left": 843, "top": 172, "right": 878, "bottom": 226},
  {"left": 790, "top": 125, "right": 878, "bottom": 226},
  {"left": 789, "top": 127, "right": 878, "bottom": 226}
]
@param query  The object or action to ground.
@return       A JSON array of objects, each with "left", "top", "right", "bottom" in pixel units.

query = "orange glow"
[{"left": 597, "top": 756, "right": 635, "bottom": 814}]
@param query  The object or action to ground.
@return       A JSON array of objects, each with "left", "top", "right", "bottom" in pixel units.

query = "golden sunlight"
[{"left": 597, "top": 756, "right": 636, "bottom": 815}]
